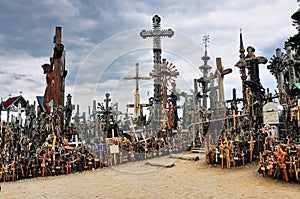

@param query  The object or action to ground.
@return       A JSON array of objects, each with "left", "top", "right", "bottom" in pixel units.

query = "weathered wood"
[{"left": 53, "top": 26, "right": 62, "bottom": 107}]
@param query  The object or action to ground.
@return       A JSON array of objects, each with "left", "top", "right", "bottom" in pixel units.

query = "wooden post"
[
  {"left": 53, "top": 26, "right": 62, "bottom": 108},
  {"left": 216, "top": 57, "right": 232, "bottom": 119}
]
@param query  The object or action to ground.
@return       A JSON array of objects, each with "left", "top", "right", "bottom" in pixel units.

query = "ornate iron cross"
[
  {"left": 140, "top": 15, "right": 174, "bottom": 131},
  {"left": 140, "top": 15, "right": 174, "bottom": 64}
]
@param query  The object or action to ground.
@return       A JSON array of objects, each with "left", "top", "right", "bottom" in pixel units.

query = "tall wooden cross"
[
  {"left": 245, "top": 46, "right": 267, "bottom": 83},
  {"left": 53, "top": 27, "right": 63, "bottom": 107},
  {"left": 124, "top": 63, "right": 151, "bottom": 119},
  {"left": 216, "top": 57, "right": 232, "bottom": 119},
  {"left": 140, "top": 15, "right": 174, "bottom": 131},
  {"left": 52, "top": 26, "right": 67, "bottom": 129}
]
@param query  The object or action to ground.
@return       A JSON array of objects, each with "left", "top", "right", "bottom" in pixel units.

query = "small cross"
[{"left": 248, "top": 136, "right": 256, "bottom": 164}]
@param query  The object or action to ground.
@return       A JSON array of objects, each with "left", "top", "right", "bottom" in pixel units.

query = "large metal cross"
[
  {"left": 140, "top": 15, "right": 174, "bottom": 64},
  {"left": 140, "top": 15, "right": 174, "bottom": 132}
]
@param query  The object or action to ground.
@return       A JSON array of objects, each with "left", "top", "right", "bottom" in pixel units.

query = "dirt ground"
[{"left": 0, "top": 154, "right": 299, "bottom": 199}]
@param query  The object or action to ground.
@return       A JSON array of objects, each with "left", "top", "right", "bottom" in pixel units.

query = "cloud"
[
  {"left": 0, "top": 51, "right": 48, "bottom": 103},
  {"left": 0, "top": 0, "right": 298, "bottom": 119},
  {"left": 71, "top": 29, "right": 211, "bottom": 113}
]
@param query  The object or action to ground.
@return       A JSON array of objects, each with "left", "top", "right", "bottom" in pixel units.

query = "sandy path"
[{"left": 0, "top": 155, "right": 299, "bottom": 199}]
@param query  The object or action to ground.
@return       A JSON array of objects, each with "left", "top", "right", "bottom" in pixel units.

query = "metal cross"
[
  {"left": 140, "top": 15, "right": 174, "bottom": 131},
  {"left": 140, "top": 15, "right": 174, "bottom": 64},
  {"left": 124, "top": 63, "right": 151, "bottom": 118}
]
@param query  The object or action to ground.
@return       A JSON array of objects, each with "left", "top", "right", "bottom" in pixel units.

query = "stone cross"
[
  {"left": 267, "top": 48, "right": 287, "bottom": 103},
  {"left": 285, "top": 44, "right": 298, "bottom": 90}
]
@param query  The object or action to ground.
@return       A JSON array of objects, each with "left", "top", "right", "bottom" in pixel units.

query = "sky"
[{"left": 0, "top": 0, "right": 299, "bottom": 119}]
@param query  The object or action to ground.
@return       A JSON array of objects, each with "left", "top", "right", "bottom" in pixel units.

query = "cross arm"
[
  {"left": 124, "top": 76, "right": 151, "bottom": 80},
  {"left": 140, "top": 29, "right": 174, "bottom": 39}
]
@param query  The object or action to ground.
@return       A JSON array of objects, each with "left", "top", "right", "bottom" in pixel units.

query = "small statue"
[{"left": 42, "top": 62, "right": 55, "bottom": 115}]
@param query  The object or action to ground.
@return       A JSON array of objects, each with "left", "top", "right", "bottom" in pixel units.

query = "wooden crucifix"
[
  {"left": 52, "top": 26, "right": 66, "bottom": 108},
  {"left": 216, "top": 57, "right": 232, "bottom": 103},
  {"left": 42, "top": 26, "right": 66, "bottom": 120},
  {"left": 245, "top": 46, "right": 267, "bottom": 83},
  {"left": 43, "top": 26, "right": 67, "bottom": 120}
]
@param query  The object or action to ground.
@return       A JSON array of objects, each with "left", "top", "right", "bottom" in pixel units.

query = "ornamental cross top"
[{"left": 140, "top": 15, "right": 174, "bottom": 50}]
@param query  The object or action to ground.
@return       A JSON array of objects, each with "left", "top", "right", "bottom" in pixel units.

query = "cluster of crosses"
[
  {"left": 0, "top": 27, "right": 104, "bottom": 182},
  {"left": 1, "top": 9, "right": 300, "bottom": 183},
  {"left": 256, "top": 7, "right": 300, "bottom": 183}
]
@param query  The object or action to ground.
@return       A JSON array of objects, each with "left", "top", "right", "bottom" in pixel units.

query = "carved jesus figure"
[{"left": 42, "top": 63, "right": 55, "bottom": 115}]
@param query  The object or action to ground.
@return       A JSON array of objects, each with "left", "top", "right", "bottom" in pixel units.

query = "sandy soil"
[{"left": 0, "top": 154, "right": 299, "bottom": 199}]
